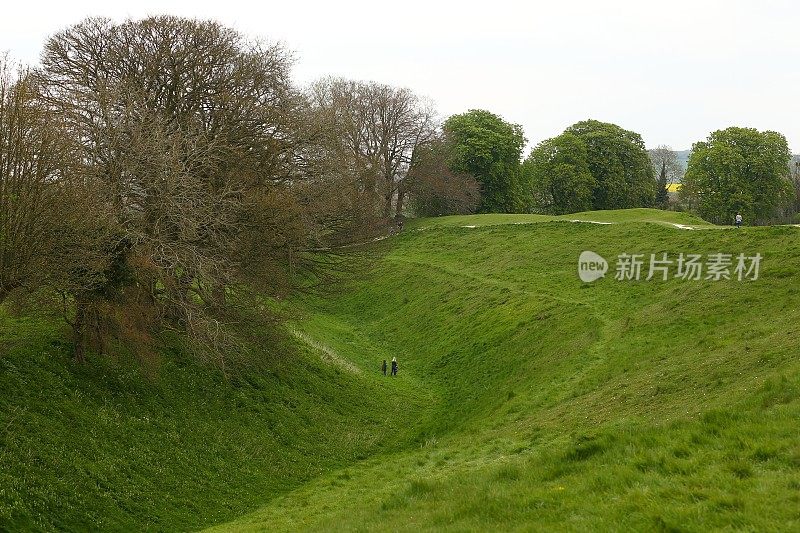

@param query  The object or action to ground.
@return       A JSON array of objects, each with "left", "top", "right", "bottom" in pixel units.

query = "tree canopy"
[
  {"left": 310, "top": 78, "right": 436, "bottom": 219},
  {"left": 525, "top": 120, "right": 656, "bottom": 213},
  {"left": 443, "top": 110, "right": 526, "bottom": 213},
  {"left": 522, "top": 133, "right": 595, "bottom": 215},
  {"left": 565, "top": 120, "right": 656, "bottom": 210},
  {"left": 681, "top": 127, "right": 793, "bottom": 225}
]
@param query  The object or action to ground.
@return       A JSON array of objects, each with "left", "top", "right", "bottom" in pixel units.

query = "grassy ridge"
[
  {"left": 216, "top": 210, "right": 800, "bottom": 531},
  {"left": 407, "top": 208, "right": 713, "bottom": 229}
]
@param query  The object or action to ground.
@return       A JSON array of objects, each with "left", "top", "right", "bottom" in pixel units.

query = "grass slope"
[
  {"left": 0, "top": 312, "right": 425, "bottom": 530},
  {"left": 214, "top": 209, "right": 800, "bottom": 532}
]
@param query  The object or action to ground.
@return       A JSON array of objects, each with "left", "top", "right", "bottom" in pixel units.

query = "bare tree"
[
  {"left": 0, "top": 59, "right": 61, "bottom": 301},
  {"left": 0, "top": 58, "right": 112, "bottom": 301},
  {"left": 36, "top": 16, "right": 315, "bottom": 363},
  {"left": 648, "top": 145, "right": 683, "bottom": 208},
  {"left": 309, "top": 78, "right": 437, "bottom": 220},
  {"left": 406, "top": 133, "right": 480, "bottom": 216},
  {"left": 0, "top": 58, "right": 122, "bottom": 363}
]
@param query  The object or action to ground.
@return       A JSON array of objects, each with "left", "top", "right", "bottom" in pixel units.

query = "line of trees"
[
  {"left": 2, "top": 16, "right": 797, "bottom": 365},
  {"left": 520, "top": 122, "right": 796, "bottom": 224},
  {"left": 522, "top": 120, "right": 656, "bottom": 214},
  {"left": 0, "top": 17, "right": 465, "bottom": 365}
]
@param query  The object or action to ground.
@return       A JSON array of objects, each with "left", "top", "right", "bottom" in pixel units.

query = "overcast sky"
[{"left": 2, "top": 0, "right": 798, "bottom": 152}]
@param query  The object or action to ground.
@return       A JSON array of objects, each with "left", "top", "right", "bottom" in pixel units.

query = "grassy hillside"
[
  {"left": 3, "top": 208, "right": 800, "bottom": 531},
  {"left": 214, "top": 209, "right": 800, "bottom": 531},
  {"left": 0, "top": 312, "right": 426, "bottom": 530}
]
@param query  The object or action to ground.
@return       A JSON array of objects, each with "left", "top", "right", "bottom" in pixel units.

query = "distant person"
[
  {"left": 381, "top": 359, "right": 387, "bottom": 376},
  {"left": 391, "top": 357, "right": 398, "bottom": 377},
  {"left": 735, "top": 213, "right": 743, "bottom": 228}
]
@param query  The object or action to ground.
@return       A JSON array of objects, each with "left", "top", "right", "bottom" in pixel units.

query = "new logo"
[{"left": 578, "top": 251, "right": 608, "bottom": 282}]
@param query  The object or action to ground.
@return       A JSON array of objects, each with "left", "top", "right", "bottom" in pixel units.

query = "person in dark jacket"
[
  {"left": 381, "top": 359, "right": 387, "bottom": 376},
  {"left": 391, "top": 357, "right": 398, "bottom": 376}
]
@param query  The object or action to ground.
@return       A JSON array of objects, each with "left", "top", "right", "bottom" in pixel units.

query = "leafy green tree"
[
  {"left": 443, "top": 110, "right": 526, "bottom": 213},
  {"left": 682, "top": 127, "right": 793, "bottom": 225},
  {"left": 564, "top": 120, "right": 656, "bottom": 210},
  {"left": 522, "top": 133, "right": 595, "bottom": 214},
  {"left": 525, "top": 120, "right": 655, "bottom": 213}
]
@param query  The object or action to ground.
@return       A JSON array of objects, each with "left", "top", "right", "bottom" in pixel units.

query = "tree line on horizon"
[
  {"left": 0, "top": 15, "right": 797, "bottom": 365},
  {"left": 523, "top": 123, "right": 796, "bottom": 226}
]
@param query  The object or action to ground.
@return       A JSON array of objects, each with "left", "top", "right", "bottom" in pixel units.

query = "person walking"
[
  {"left": 735, "top": 212, "right": 743, "bottom": 228},
  {"left": 390, "top": 357, "right": 398, "bottom": 377},
  {"left": 381, "top": 359, "right": 387, "bottom": 376}
]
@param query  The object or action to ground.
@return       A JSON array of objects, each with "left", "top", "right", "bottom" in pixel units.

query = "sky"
[{"left": 1, "top": 0, "right": 798, "bottom": 153}]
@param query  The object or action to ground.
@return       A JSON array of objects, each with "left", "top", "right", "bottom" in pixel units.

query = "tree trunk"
[
  {"left": 383, "top": 192, "right": 394, "bottom": 219},
  {"left": 395, "top": 189, "right": 406, "bottom": 218},
  {"left": 72, "top": 298, "right": 87, "bottom": 363}
]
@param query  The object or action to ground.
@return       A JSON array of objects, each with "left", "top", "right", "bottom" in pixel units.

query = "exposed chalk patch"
[
  {"left": 569, "top": 219, "right": 614, "bottom": 225},
  {"left": 291, "top": 329, "right": 361, "bottom": 374}
]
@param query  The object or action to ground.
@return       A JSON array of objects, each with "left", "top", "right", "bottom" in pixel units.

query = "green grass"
[
  {"left": 3, "top": 208, "right": 800, "bottom": 531},
  {"left": 213, "top": 208, "right": 800, "bottom": 531},
  {"left": 0, "top": 311, "right": 424, "bottom": 530}
]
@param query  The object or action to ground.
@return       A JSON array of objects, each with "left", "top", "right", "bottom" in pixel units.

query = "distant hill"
[{"left": 675, "top": 149, "right": 691, "bottom": 173}]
